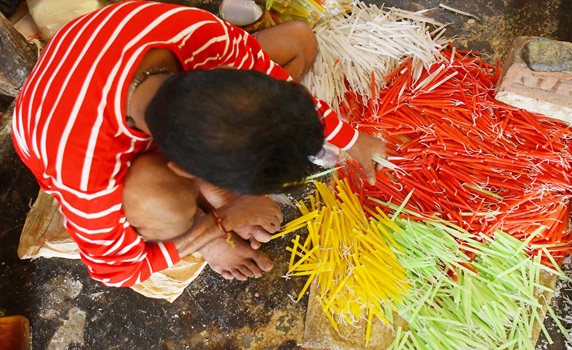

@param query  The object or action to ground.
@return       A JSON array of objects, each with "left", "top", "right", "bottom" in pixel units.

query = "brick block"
[{"left": 495, "top": 36, "right": 572, "bottom": 124}]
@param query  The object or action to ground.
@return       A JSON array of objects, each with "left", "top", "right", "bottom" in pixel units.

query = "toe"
[
  {"left": 231, "top": 269, "right": 248, "bottom": 281},
  {"left": 250, "top": 238, "right": 262, "bottom": 250},
  {"left": 237, "top": 265, "right": 254, "bottom": 278},
  {"left": 253, "top": 252, "right": 274, "bottom": 272},
  {"left": 221, "top": 271, "right": 234, "bottom": 280},
  {"left": 245, "top": 260, "right": 263, "bottom": 278}
]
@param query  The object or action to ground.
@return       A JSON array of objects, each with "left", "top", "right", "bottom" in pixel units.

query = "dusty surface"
[
  {"left": 535, "top": 256, "right": 572, "bottom": 350},
  {"left": 0, "top": 167, "right": 313, "bottom": 349},
  {"left": 380, "top": 0, "right": 571, "bottom": 63},
  {"left": 0, "top": 0, "right": 571, "bottom": 349}
]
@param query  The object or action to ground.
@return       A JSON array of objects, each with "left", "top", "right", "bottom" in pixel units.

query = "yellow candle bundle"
[{"left": 274, "top": 178, "right": 410, "bottom": 343}]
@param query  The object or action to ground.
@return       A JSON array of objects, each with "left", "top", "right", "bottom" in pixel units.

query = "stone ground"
[{"left": 0, "top": 0, "right": 571, "bottom": 349}]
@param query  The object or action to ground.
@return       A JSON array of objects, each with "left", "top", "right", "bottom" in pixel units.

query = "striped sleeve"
[
  {"left": 47, "top": 185, "right": 181, "bottom": 287},
  {"left": 12, "top": 0, "right": 183, "bottom": 287},
  {"left": 173, "top": 9, "right": 359, "bottom": 150},
  {"left": 313, "top": 98, "right": 359, "bottom": 150},
  {"left": 12, "top": 1, "right": 358, "bottom": 289}
]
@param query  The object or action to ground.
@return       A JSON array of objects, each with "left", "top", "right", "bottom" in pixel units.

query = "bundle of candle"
[
  {"left": 275, "top": 1, "right": 572, "bottom": 347},
  {"left": 276, "top": 182, "right": 568, "bottom": 347},
  {"left": 386, "top": 211, "right": 567, "bottom": 349},
  {"left": 337, "top": 47, "right": 572, "bottom": 267},
  {"left": 267, "top": 0, "right": 327, "bottom": 27},
  {"left": 266, "top": 0, "right": 355, "bottom": 26},
  {"left": 298, "top": 4, "right": 571, "bottom": 267},
  {"left": 274, "top": 178, "right": 410, "bottom": 342},
  {"left": 302, "top": 2, "right": 448, "bottom": 110}
]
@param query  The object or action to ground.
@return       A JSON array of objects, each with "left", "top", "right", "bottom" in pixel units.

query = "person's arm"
[
  {"left": 216, "top": 22, "right": 364, "bottom": 148},
  {"left": 173, "top": 195, "right": 283, "bottom": 256},
  {"left": 54, "top": 181, "right": 284, "bottom": 287},
  {"left": 173, "top": 7, "right": 386, "bottom": 182},
  {"left": 174, "top": 13, "right": 360, "bottom": 148},
  {"left": 52, "top": 186, "right": 180, "bottom": 287},
  {"left": 170, "top": 210, "right": 215, "bottom": 258}
]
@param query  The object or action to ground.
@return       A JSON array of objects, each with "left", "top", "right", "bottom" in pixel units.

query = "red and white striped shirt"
[{"left": 12, "top": 0, "right": 358, "bottom": 287}]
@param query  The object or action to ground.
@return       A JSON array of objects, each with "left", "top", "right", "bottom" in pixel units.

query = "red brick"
[{"left": 495, "top": 36, "right": 572, "bottom": 124}]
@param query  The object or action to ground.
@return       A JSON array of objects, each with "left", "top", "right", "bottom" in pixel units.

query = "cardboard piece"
[{"left": 301, "top": 281, "right": 408, "bottom": 350}]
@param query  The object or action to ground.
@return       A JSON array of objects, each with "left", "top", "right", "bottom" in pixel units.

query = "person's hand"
[
  {"left": 346, "top": 132, "right": 387, "bottom": 186},
  {"left": 216, "top": 195, "right": 283, "bottom": 247}
]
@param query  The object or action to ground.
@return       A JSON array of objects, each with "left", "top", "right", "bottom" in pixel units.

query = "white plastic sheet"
[{"left": 27, "top": 0, "right": 103, "bottom": 40}]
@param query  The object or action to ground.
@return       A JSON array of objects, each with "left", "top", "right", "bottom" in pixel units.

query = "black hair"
[{"left": 145, "top": 69, "right": 325, "bottom": 195}]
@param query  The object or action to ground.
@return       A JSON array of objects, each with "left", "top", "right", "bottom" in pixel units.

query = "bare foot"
[{"left": 198, "top": 234, "right": 274, "bottom": 281}]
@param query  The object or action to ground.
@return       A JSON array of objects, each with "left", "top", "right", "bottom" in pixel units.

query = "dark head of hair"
[{"left": 145, "top": 69, "right": 325, "bottom": 195}]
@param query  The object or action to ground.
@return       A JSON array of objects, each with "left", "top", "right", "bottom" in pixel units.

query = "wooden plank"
[
  {"left": 0, "top": 99, "right": 15, "bottom": 165},
  {"left": 0, "top": 10, "right": 36, "bottom": 97},
  {"left": 0, "top": 315, "right": 30, "bottom": 350}
]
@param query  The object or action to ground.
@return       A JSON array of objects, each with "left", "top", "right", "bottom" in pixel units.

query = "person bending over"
[{"left": 12, "top": 0, "right": 386, "bottom": 286}]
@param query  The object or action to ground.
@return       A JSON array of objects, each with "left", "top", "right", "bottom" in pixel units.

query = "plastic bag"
[
  {"left": 219, "top": 0, "right": 264, "bottom": 26},
  {"left": 27, "top": 0, "right": 103, "bottom": 40},
  {"left": 266, "top": 0, "right": 353, "bottom": 27}
]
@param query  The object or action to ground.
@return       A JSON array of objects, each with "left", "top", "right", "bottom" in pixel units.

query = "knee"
[
  {"left": 288, "top": 21, "right": 318, "bottom": 72},
  {"left": 287, "top": 21, "right": 317, "bottom": 55},
  {"left": 123, "top": 153, "right": 199, "bottom": 241}
]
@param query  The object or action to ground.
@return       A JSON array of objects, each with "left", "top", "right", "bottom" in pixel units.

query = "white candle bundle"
[{"left": 302, "top": 2, "right": 448, "bottom": 111}]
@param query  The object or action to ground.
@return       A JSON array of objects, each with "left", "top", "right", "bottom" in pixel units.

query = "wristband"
[{"left": 211, "top": 210, "right": 235, "bottom": 248}]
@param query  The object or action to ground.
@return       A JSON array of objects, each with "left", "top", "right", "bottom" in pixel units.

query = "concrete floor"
[{"left": 1, "top": 0, "right": 571, "bottom": 349}]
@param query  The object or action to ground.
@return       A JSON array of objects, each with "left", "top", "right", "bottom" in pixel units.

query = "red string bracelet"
[{"left": 211, "top": 210, "right": 235, "bottom": 248}]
